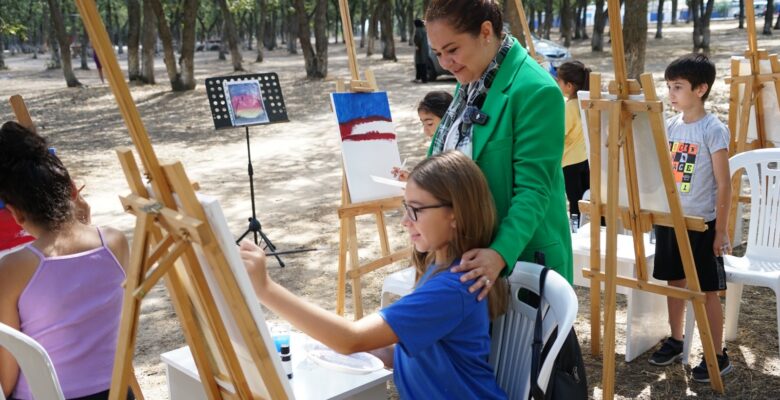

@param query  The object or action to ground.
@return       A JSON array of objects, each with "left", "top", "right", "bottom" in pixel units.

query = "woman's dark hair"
[
  {"left": 425, "top": 0, "right": 503, "bottom": 38},
  {"left": 0, "top": 121, "right": 73, "bottom": 231},
  {"left": 417, "top": 91, "right": 454, "bottom": 119},
  {"left": 414, "top": 18, "right": 425, "bottom": 28},
  {"left": 557, "top": 60, "right": 591, "bottom": 97}
]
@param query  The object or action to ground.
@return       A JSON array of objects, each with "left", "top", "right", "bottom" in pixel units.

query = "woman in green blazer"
[{"left": 425, "top": 0, "right": 573, "bottom": 299}]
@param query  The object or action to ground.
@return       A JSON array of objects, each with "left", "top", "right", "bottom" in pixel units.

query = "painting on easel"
[
  {"left": 331, "top": 91, "right": 403, "bottom": 203},
  {"left": 734, "top": 57, "right": 780, "bottom": 147},
  {"left": 223, "top": 79, "right": 270, "bottom": 126}
]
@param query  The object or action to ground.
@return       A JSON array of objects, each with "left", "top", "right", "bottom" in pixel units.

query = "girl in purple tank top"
[{"left": 0, "top": 121, "right": 130, "bottom": 400}]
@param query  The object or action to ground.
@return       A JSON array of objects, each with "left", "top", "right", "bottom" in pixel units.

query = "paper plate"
[{"left": 304, "top": 341, "right": 384, "bottom": 374}]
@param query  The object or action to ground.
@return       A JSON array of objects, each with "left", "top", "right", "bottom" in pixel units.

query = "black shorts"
[{"left": 653, "top": 220, "right": 726, "bottom": 292}]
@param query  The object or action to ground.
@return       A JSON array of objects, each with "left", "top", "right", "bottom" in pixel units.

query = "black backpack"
[{"left": 529, "top": 253, "right": 588, "bottom": 400}]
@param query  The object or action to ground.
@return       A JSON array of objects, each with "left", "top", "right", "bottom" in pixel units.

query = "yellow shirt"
[{"left": 562, "top": 98, "right": 588, "bottom": 167}]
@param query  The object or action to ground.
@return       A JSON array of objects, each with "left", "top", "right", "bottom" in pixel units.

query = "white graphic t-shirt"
[{"left": 665, "top": 113, "right": 729, "bottom": 221}]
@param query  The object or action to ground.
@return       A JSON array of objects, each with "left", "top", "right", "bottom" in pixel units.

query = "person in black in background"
[{"left": 413, "top": 19, "right": 429, "bottom": 83}]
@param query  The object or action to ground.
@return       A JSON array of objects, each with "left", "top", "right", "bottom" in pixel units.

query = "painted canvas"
[
  {"left": 331, "top": 92, "right": 404, "bottom": 203},
  {"left": 223, "top": 80, "right": 270, "bottom": 127}
]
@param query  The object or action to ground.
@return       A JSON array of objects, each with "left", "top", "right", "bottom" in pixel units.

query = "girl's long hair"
[{"left": 408, "top": 151, "right": 507, "bottom": 319}]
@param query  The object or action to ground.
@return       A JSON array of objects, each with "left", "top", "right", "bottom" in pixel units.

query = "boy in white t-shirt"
[{"left": 648, "top": 54, "right": 733, "bottom": 383}]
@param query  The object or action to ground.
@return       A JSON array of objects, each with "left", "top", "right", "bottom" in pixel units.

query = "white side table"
[
  {"left": 571, "top": 223, "right": 668, "bottom": 362},
  {"left": 161, "top": 333, "right": 392, "bottom": 400}
]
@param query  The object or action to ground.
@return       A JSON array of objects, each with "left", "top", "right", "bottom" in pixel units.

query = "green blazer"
[{"left": 429, "top": 39, "right": 573, "bottom": 283}]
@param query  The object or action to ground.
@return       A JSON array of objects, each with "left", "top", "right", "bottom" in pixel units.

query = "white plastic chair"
[
  {"left": 0, "top": 322, "right": 64, "bottom": 400},
  {"left": 724, "top": 149, "right": 780, "bottom": 354},
  {"left": 683, "top": 148, "right": 780, "bottom": 361},
  {"left": 380, "top": 266, "right": 416, "bottom": 308},
  {"left": 489, "top": 262, "right": 578, "bottom": 400}
]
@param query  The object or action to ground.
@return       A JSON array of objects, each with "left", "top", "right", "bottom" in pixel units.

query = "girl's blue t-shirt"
[{"left": 378, "top": 262, "right": 507, "bottom": 399}]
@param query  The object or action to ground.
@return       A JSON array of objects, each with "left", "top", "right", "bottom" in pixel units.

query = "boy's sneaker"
[
  {"left": 649, "top": 337, "right": 684, "bottom": 366},
  {"left": 691, "top": 348, "right": 733, "bottom": 383}
]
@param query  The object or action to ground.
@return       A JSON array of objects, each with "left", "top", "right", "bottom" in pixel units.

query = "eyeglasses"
[{"left": 402, "top": 200, "right": 451, "bottom": 222}]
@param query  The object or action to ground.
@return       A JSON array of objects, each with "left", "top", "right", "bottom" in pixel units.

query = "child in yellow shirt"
[{"left": 556, "top": 61, "right": 591, "bottom": 217}]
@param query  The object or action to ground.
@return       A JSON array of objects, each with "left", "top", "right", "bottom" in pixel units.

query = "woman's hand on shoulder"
[{"left": 450, "top": 248, "right": 505, "bottom": 301}]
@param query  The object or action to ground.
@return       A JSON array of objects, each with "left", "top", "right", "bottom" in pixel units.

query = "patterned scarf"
[{"left": 431, "top": 33, "right": 514, "bottom": 157}]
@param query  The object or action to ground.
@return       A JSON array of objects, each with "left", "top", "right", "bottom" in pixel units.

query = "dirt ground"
[{"left": 1, "top": 19, "right": 778, "bottom": 399}]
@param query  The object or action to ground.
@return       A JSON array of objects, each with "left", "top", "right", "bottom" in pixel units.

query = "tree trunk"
[
  {"left": 141, "top": 0, "right": 156, "bottom": 84},
  {"left": 0, "top": 33, "right": 6, "bottom": 70},
  {"left": 764, "top": 0, "right": 774, "bottom": 34},
  {"left": 624, "top": 0, "right": 648, "bottom": 79},
  {"left": 561, "top": 0, "right": 572, "bottom": 47},
  {"left": 150, "top": 0, "right": 185, "bottom": 90},
  {"left": 216, "top": 0, "right": 244, "bottom": 70},
  {"left": 367, "top": 1, "right": 378, "bottom": 56},
  {"left": 359, "top": 0, "right": 367, "bottom": 48},
  {"left": 179, "top": 0, "right": 198, "bottom": 89},
  {"left": 293, "top": 0, "right": 328, "bottom": 78},
  {"left": 739, "top": 0, "right": 745, "bottom": 29},
  {"left": 47, "top": 7, "right": 62, "bottom": 70},
  {"left": 47, "top": 0, "right": 81, "bottom": 87},
  {"left": 255, "top": 0, "right": 266, "bottom": 61},
  {"left": 591, "top": 0, "right": 606, "bottom": 51},
  {"left": 503, "top": 0, "right": 523, "bottom": 41},
  {"left": 128, "top": 0, "right": 141, "bottom": 81},
  {"left": 380, "top": 0, "right": 396, "bottom": 60},
  {"left": 671, "top": 0, "right": 678, "bottom": 24},
  {"left": 656, "top": 0, "right": 665, "bottom": 38},
  {"left": 287, "top": 7, "right": 297, "bottom": 54},
  {"left": 543, "top": 0, "right": 553, "bottom": 39},
  {"left": 692, "top": 0, "right": 714, "bottom": 53},
  {"left": 407, "top": 0, "right": 414, "bottom": 45},
  {"left": 397, "top": 0, "right": 407, "bottom": 43},
  {"left": 80, "top": 26, "right": 89, "bottom": 70}
]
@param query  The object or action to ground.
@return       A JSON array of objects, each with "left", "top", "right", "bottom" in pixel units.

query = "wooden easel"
[
  {"left": 511, "top": 0, "right": 545, "bottom": 64},
  {"left": 74, "top": 1, "right": 291, "bottom": 399},
  {"left": 333, "top": 0, "right": 412, "bottom": 319},
  {"left": 9, "top": 95, "right": 36, "bottom": 132},
  {"left": 726, "top": 0, "right": 780, "bottom": 242},
  {"left": 579, "top": 0, "right": 724, "bottom": 396}
]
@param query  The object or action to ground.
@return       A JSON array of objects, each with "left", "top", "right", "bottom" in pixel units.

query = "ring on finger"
[{"left": 484, "top": 277, "right": 491, "bottom": 286}]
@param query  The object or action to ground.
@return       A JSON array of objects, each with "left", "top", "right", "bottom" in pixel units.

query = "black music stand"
[{"left": 205, "top": 73, "right": 305, "bottom": 267}]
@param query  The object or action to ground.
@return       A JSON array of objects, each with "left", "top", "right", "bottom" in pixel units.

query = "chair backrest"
[
  {"left": 730, "top": 148, "right": 780, "bottom": 259},
  {"left": 0, "top": 322, "right": 64, "bottom": 400},
  {"left": 489, "top": 262, "right": 578, "bottom": 399}
]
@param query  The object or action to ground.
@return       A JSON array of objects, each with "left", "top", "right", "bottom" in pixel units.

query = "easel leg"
[
  {"left": 348, "top": 217, "right": 363, "bottom": 318},
  {"left": 337, "top": 216, "right": 348, "bottom": 315},
  {"left": 110, "top": 215, "right": 151, "bottom": 400}
]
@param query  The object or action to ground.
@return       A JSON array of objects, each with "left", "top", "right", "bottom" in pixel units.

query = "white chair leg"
[
  {"left": 724, "top": 282, "right": 743, "bottom": 341},
  {"left": 683, "top": 301, "right": 696, "bottom": 365}
]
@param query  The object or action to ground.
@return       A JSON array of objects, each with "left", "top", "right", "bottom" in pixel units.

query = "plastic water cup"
[{"left": 269, "top": 322, "right": 291, "bottom": 352}]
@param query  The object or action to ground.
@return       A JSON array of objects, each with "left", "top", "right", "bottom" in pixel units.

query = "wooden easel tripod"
[
  {"left": 74, "top": 0, "right": 292, "bottom": 398},
  {"left": 726, "top": 0, "right": 780, "bottom": 242},
  {"left": 579, "top": 0, "right": 725, "bottom": 397},
  {"left": 333, "top": 0, "right": 412, "bottom": 319}
]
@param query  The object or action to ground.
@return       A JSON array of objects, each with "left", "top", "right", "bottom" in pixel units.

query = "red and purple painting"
[{"left": 224, "top": 80, "right": 270, "bottom": 127}]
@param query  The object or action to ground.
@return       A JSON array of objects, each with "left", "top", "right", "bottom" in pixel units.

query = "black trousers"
[
  {"left": 563, "top": 160, "right": 590, "bottom": 216},
  {"left": 415, "top": 63, "right": 428, "bottom": 82}
]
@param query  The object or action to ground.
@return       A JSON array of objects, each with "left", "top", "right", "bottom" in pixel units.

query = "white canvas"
[
  {"left": 190, "top": 193, "right": 294, "bottom": 397},
  {"left": 577, "top": 91, "right": 671, "bottom": 214},
  {"left": 331, "top": 92, "right": 404, "bottom": 203},
  {"left": 734, "top": 57, "right": 780, "bottom": 147}
]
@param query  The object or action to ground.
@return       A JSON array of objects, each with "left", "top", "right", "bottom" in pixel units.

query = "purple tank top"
[{"left": 12, "top": 228, "right": 125, "bottom": 400}]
